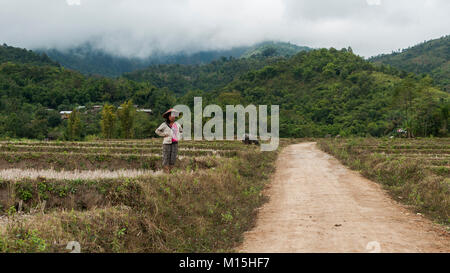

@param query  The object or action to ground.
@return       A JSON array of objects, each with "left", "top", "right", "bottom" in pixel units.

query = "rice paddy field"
[
  {"left": 0, "top": 137, "right": 448, "bottom": 253},
  {"left": 0, "top": 138, "right": 298, "bottom": 253},
  {"left": 317, "top": 137, "right": 450, "bottom": 226}
]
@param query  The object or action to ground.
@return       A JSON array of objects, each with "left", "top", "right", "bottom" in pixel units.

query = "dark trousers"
[{"left": 162, "top": 142, "right": 178, "bottom": 166}]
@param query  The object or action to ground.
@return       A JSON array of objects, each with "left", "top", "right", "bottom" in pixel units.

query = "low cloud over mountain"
[{"left": 1, "top": 0, "right": 449, "bottom": 58}]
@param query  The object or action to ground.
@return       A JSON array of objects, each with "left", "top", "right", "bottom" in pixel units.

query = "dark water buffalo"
[{"left": 242, "top": 134, "right": 260, "bottom": 145}]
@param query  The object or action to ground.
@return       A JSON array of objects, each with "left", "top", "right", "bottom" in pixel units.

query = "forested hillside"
[
  {"left": 36, "top": 41, "right": 310, "bottom": 77},
  {"left": 0, "top": 44, "right": 448, "bottom": 140},
  {"left": 122, "top": 41, "right": 311, "bottom": 95},
  {"left": 240, "top": 41, "right": 311, "bottom": 58},
  {"left": 0, "top": 44, "right": 59, "bottom": 67},
  {"left": 123, "top": 55, "right": 285, "bottom": 95},
  {"left": 370, "top": 35, "right": 450, "bottom": 92},
  {"left": 36, "top": 43, "right": 250, "bottom": 77},
  {"left": 0, "top": 62, "right": 176, "bottom": 140},
  {"left": 198, "top": 48, "right": 449, "bottom": 138},
  {"left": 40, "top": 46, "right": 149, "bottom": 78}
]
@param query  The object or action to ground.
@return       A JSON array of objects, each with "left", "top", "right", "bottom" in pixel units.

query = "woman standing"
[{"left": 155, "top": 108, "right": 183, "bottom": 173}]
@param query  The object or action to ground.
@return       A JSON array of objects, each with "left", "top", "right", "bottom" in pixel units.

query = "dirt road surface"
[{"left": 238, "top": 142, "right": 450, "bottom": 253}]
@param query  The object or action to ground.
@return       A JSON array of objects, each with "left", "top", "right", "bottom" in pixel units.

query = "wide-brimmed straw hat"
[{"left": 162, "top": 108, "right": 180, "bottom": 119}]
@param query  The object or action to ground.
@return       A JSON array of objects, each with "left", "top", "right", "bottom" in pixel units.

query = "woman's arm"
[{"left": 155, "top": 123, "right": 170, "bottom": 137}]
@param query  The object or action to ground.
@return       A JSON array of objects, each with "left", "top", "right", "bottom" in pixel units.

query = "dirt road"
[{"left": 238, "top": 142, "right": 449, "bottom": 253}]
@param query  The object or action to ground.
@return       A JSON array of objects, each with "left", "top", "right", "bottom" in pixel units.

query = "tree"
[
  {"left": 100, "top": 103, "right": 116, "bottom": 139},
  {"left": 393, "top": 77, "right": 418, "bottom": 138},
  {"left": 134, "top": 112, "right": 157, "bottom": 139},
  {"left": 66, "top": 109, "right": 82, "bottom": 140},
  {"left": 439, "top": 101, "right": 449, "bottom": 136},
  {"left": 262, "top": 47, "right": 277, "bottom": 57},
  {"left": 117, "top": 100, "right": 136, "bottom": 139},
  {"left": 413, "top": 95, "right": 439, "bottom": 136},
  {"left": 322, "top": 62, "right": 339, "bottom": 78}
]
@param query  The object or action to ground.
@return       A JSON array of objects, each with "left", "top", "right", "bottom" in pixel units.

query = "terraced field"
[
  {"left": 0, "top": 138, "right": 295, "bottom": 253},
  {"left": 317, "top": 138, "right": 450, "bottom": 225}
]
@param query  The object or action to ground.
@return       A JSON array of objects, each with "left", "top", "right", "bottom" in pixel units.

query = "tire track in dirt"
[{"left": 237, "top": 142, "right": 449, "bottom": 253}]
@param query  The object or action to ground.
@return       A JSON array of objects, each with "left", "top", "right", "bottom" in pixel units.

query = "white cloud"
[
  {"left": 0, "top": 0, "right": 448, "bottom": 58},
  {"left": 66, "top": 0, "right": 81, "bottom": 6},
  {"left": 366, "top": 0, "right": 381, "bottom": 6}
]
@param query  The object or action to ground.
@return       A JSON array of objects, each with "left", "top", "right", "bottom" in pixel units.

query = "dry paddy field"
[
  {"left": 0, "top": 138, "right": 297, "bottom": 253},
  {"left": 1, "top": 137, "right": 447, "bottom": 253}
]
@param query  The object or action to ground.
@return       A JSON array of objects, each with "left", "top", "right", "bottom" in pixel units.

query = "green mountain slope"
[
  {"left": 40, "top": 46, "right": 147, "bottom": 77},
  {"left": 123, "top": 55, "right": 285, "bottom": 95},
  {"left": 122, "top": 42, "right": 311, "bottom": 95},
  {"left": 0, "top": 46, "right": 448, "bottom": 140},
  {"left": 0, "top": 62, "right": 175, "bottom": 139},
  {"left": 203, "top": 48, "right": 449, "bottom": 137},
  {"left": 241, "top": 41, "right": 311, "bottom": 58},
  {"left": 35, "top": 41, "right": 310, "bottom": 77},
  {"left": 37, "top": 44, "right": 251, "bottom": 77},
  {"left": 0, "top": 43, "right": 59, "bottom": 67},
  {"left": 369, "top": 35, "right": 450, "bottom": 92}
]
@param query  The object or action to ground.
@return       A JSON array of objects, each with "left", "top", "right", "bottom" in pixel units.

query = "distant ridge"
[
  {"left": 369, "top": 35, "right": 450, "bottom": 92},
  {"left": 34, "top": 41, "right": 311, "bottom": 77},
  {"left": 241, "top": 41, "right": 311, "bottom": 58},
  {"left": 0, "top": 43, "right": 59, "bottom": 67}
]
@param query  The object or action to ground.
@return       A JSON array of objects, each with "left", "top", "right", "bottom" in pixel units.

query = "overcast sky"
[{"left": 0, "top": 0, "right": 449, "bottom": 58}]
